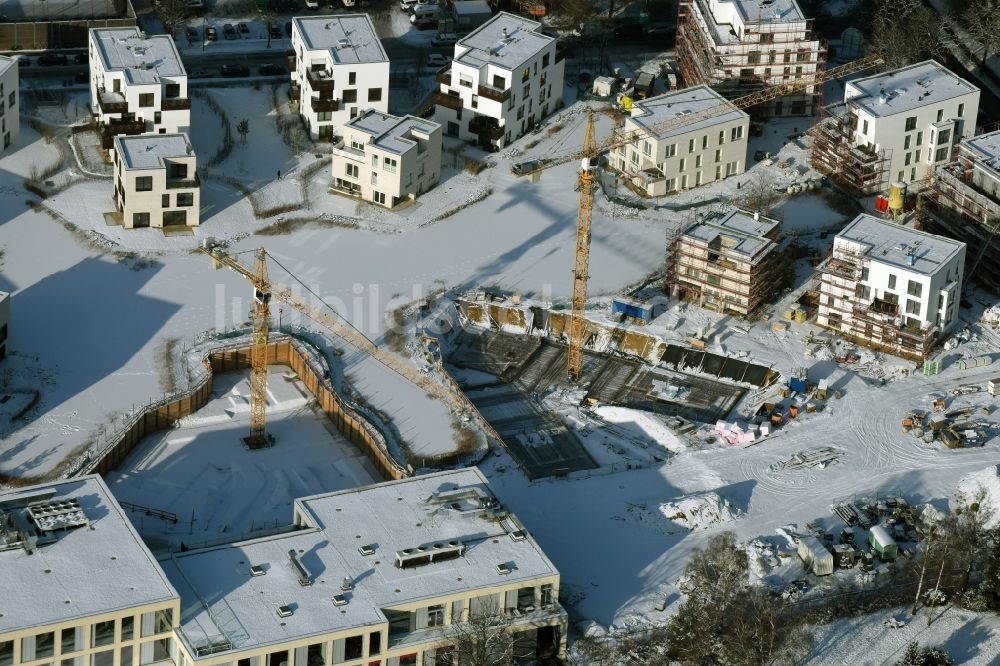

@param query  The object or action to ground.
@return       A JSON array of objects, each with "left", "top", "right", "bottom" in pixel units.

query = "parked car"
[
  {"left": 411, "top": 1, "right": 438, "bottom": 14},
  {"left": 269, "top": 24, "right": 282, "bottom": 39},
  {"left": 430, "top": 32, "right": 459, "bottom": 47},
  {"left": 259, "top": 63, "right": 285, "bottom": 75},
  {"left": 220, "top": 64, "right": 250, "bottom": 77},
  {"left": 37, "top": 53, "right": 69, "bottom": 66},
  {"left": 238, "top": 22, "right": 250, "bottom": 34},
  {"left": 223, "top": 23, "right": 238, "bottom": 39},
  {"left": 16, "top": 55, "right": 29, "bottom": 67},
  {"left": 186, "top": 26, "right": 200, "bottom": 41},
  {"left": 305, "top": 0, "right": 319, "bottom": 8},
  {"left": 425, "top": 53, "right": 450, "bottom": 67},
  {"left": 206, "top": 26, "right": 219, "bottom": 40},
  {"left": 341, "top": 0, "right": 356, "bottom": 6},
  {"left": 413, "top": 16, "right": 437, "bottom": 30},
  {"left": 74, "top": 71, "right": 89, "bottom": 84},
  {"left": 284, "top": 21, "right": 293, "bottom": 37},
  {"left": 399, "top": 0, "right": 418, "bottom": 10},
  {"left": 410, "top": 9, "right": 437, "bottom": 23}
]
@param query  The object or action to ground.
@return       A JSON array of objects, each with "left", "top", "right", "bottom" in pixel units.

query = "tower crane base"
[{"left": 242, "top": 434, "right": 274, "bottom": 450}]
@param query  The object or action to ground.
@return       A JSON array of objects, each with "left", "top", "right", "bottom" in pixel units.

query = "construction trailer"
[
  {"left": 920, "top": 130, "right": 1000, "bottom": 292},
  {"left": 869, "top": 525, "right": 898, "bottom": 561},
  {"left": 675, "top": 0, "right": 827, "bottom": 118},
  {"left": 798, "top": 535, "right": 834, "bottom": 576}
]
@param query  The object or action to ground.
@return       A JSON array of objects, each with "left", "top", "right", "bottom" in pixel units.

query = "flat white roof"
[
  {"left": 836, "top": 214, "right": 965, "bottom": 276},
  {"left": 846, "top": 60, "right": 979, "bottom": 119},
  {"left": 0, "top": 476, "right": 178, "bottom": 634},
  {"left": 722, "top": 0, "right": 805, "bottom": 22},
  {"left": 683, "top": 209, "right": 779, "bottom": 259},
  {"left": 115, "top": 133, "right": 193, "bottom": 170},
  {"left": 347, "top": 110, "right": 440, "bottom": 155},
  {"left": 454, "top": 0, "right": 491, "bottom": 16},
  {"left": 168, "top": 468, "right": 558, "bottom": 655},
  {"left": 454, "top": 12, "right": 554, "bottom": 71},
  {"left": 629, "top": 85, "right": 748, "bottom": 141},
  {"left": 964, "top": 130, "right": 1000, "bottom": 173},
  {"left": 91, "top": 28, "right": 186, "bottom": 84},
  {"left": 0, "top": 55, "right": 16, "bottom": 78},
  {"left": 293, "top": 15, "right": 388, "bottom": 64}
]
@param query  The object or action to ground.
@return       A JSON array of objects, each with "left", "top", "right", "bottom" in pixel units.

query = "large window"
[
  {"left": 907, "top": 280, "right": 922, "bottom": 297},
  {"left": 345, "top": 163, "right": 358, "bottom": 178},
  {"left": 120, "top": 647, "right": 133, "bottom": 666},
  {"left": 141, "top": 609, "right": 173, "bottom": 637},
  {"left": 177, "top": 193, "right": 194, "bottom": 207},
  {"left": 427, "top": 604, "right": 446, "bottom": 627},
  {"left": 61, "top": 629, "right": 82, "bottom": 654},
  {"left": 92, "top": 621, "right": 115, "bottom": 648},
  {"left": 905, "top": 116, "right": 917, "bottom": 132},
  {"left": 135, "top": 176, "right": 153, "bottom": 191},
  {"left": 24, "top": 632, "right": 56, "bottom": 660},
  {"left": 342, "top": 89, "right": 357, "bottom": 103},
  {"left": 383, "top": 157, "right": 397, "bottom": 173},
  {"left": 666, "top": 143, "right": 676, "bottom": 157},
  {"left": 344, "top": 637, "right": 363, "bottom": 661},
  {"left": 905, "top": 299, "right": 920, "bottom": 315},
  {"left": 138, "top": 93, "right": 154, "bottom": 107},
  {"left": 91, "top": 651, "right": 113, "bottom": 666},
  {"left": 367, "top": 87, "right": 382, "bottom": 102},
  {"left": 540, "top": 583, "right": 554, "bottom": 607},
  {"left": 369, "top": 632, "right": 382, "bottom": 656},
  {"left": 937, "top": 129, "right": 951, "bottom": 145},
  {"left": 1, "top": 641, "right": 13, "bottom": 666},
  {"left": 121, "top": 617, "right": 134, "bottom": 642},
  {"left": 133, "top": 212, "right": 150, "bottom": 228}
]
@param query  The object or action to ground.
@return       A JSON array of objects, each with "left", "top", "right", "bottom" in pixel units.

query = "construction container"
[
  {"left": 833, "top": 544, "right": 856, "bottom": 568},
  {"left": 924, "top": 359, "right": 941, "bottom": 376},
  {"left": 611, "top": 296, "right": 654, "bottom": 324},
  {"left": 634, "top": 72, "right": 656, "bottom": 99},
  {"left": 592, "top": 76, "right": 616, "bottom": 97},
  {"left": 794, "top": 309, "right": 807, "bottom": 323},
  {"left": 989, "top": 378, "right": 1000, "bottom": 396},
  {"left": 869, "top": 525, "right": 898, "bottom": 561},
  {"left": 888, "top": 182, "right": 907, "bottom": 214},
  {"left": 798, "top": 535, "right": 834, "bottom": 576},
  {"left": 957, "top": 355, "right": 993, "bottom": 370}
]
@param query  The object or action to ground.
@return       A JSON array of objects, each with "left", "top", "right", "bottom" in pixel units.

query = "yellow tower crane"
[
  {"left": 248, "top": 248, "right": 271, "bottom": 448},
  {"left": 520, "top": 55, "right": 885, "bottom": 382}
]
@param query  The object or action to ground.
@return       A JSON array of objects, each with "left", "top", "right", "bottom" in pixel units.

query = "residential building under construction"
[
  {"left": 815, "top": 214, "right": 965, "bottom": 360},
  {"left": 668, "top": 208, "right": 786, "bottom": 317},
  {"left": 810, "top": 60, "right": 981, "bottom": 195},
  {"left": 921, "top": 129, "right": 1000, "bottom": 292},
  {"left": 676, "top": 0, "right": 826, "bottom": 118}
]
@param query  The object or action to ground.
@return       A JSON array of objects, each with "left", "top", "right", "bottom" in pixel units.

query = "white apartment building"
[
  {"left": 676, "top": 0, "right": 826, "bottom": 117},
  {"left": 113, "top": 133, "right": 200, "bottom": 228},
  {"left": 88, "top": 28, "right": 190, "bottom": 151},
  {"left": 289, "top": 15, "right": 390, "bottom": 141},
  {"left": 0, "top": 476, "right": 181, "bottom": 666},
  {"left": 816, "top": 214, "right": 966, "bottom": 360},
  {"left": 331, "top": 109, "right": 443, "bottom": 208},
  {"left": 0, "top": 55, "right": 19, "bottom": 152},
  {"left": 610, "top": 85, "right": 749, "bottom": 196},
  {"left": 3, "top": 469, "right": 567, "bottom": 666},
  {"left": 812, "top": 60, "right": 980, "bottom": 194},
  {"left": 433, "top": 12, "right": 564, "bottom": 150},
  {"left": 0, "top": 291, "right": 9, "bottom": 360}
]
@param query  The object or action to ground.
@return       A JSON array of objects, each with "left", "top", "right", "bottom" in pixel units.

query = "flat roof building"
[
  {"left": 113, "top": 133, "right": 200, "bottom": 228},
  {"left": 0, "top": 56, "right": 19, "bottom": 154}
]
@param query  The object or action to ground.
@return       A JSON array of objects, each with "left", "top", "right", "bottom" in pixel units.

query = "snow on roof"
[
  {"left": 168, "top": 468, "right": 558, "bottom": 655},
  {"left": 293, "top": 15, "right": 388, "bottom": 64},
  {"left": 454, "top": 12, "right": 554, "bottom": 71},
  {"left": 682, "top": 209, "right": 778, "bottom": 259},
  {"left": 115, "top": 133, "right": 193, "bottom": 170},
  {"left": 454, "top": 0, "right": 492, "bottom": 15},
  {"left": 835, "top": 214, "right": 965, "bottom": 277},
  {"left": 846, "top": 60, "right": 979, "bottom": 119},
  {"left": 346, "top": 110, "right": 440, "bottom": 155},
  {"left": 724, "top": 0, "right": 805, "bottom": 22},
  {"left": 90, "top": 28, "right": 186, "bottom": 84},
  {"left": 627, "top": 85, "right": 747, "bottom": 142},
  {"left": 0, "top": 55, "right": 16, "bottom": 78},
  {"left": 0, "top": 476, "right": 178, "bottom": 634},
  {"left": 963, "top": 130, "right": 1000, "bottom": 174}
]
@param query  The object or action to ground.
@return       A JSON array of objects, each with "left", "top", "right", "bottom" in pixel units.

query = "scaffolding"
[
  {"left": 676, "top": 0, "right": 827, "bottom": 118},
  {"left": 810, "top": 105, "right": 892, "bottom": 196}
]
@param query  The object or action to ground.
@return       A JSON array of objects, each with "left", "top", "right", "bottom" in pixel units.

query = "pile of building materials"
[
  {"left": 900, "top": 398, "right": 990, "bottom": 448},
  {"left": 770, "top": 447, "right": 841, "bottom": 472},
  {"left": 710, "top": 419, "right": 765, "bottom": 445}
]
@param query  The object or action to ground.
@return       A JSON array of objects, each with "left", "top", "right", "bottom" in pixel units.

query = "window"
[
  {"left": 368, "top": 88, "right": 383, "bottom": 102},
  {"left": 458, "top": 75, "right": 472, "bottom": 88},
  {"left": 629, "top": 149, "right": 639, "bottom": 166},
  {"left": 702, "top": 135, "right": 708, "bottom": 149},
  {"left": 715, "top": 165, "right": 722, "bottom": 179},
  {"left": 916, "top": 131, "right": 923, "bottom": 146},
  {"left": 905, "top": 152, "right": 911, "bottom": 166},
  {"left": 725, "top": 160, "right": 738, "bottom": 176},
  {"left": 540, "top": 583, "right": 554, "bottom": 606},
  {"left": 383, "top": 157, "right": 397, "bottom": 173},
  {"left": 642, "top": 140, "right": 651, "bottom": 156},
  {"left": 371, "top": 172, "right": 377, "bottom": 185},
  {"left": 688, "top": 138, "right": 695, "bottom": 153},
  {"left": 888, "top": 274, "right": 896, "bottom": 290},
  {"left": 695, "top": 154, "right": 703, "bottom": 168},
  {"left": 542, "top": 53, "right": 550, "bottom": 68},
  {"left": 168, "top": 163, "right": 187, "bottom": 179},
  {"left": 856, "top": 284, "right": 871, "bottom": 300},
  {"left": 937, "top": 293, "right": 945, "bottom": 310},
  {"left": 958, "top": 103, "right": 965, "bottom": 117},
  {"left": 27, "top": 632, "right": 56, "bottom": 660},
  {"left": 905, "top": 116, "right": 917, "bottom": 132},
  {"left": 141, "top": 610, "right": 172, "bottom": 637},
  {"left": 344, "top": 637, "right": 363, "bottom": 661},
  {"left": 861, "top": 267, "right": 869, "bottom": 281},
  {"left": 342, "top": 89, "right": 357, "bottom": 103},
  {"left": 345, "top": 163, "right": 359, "bottom": 178},
  {"left": 369, "top": 632, "right": 382, "bottom": 656},
  {"left": 92, "top": 623, "right": 113, "bottom": 646},
  {"left": 120, "top": 647, "right": 133, "bottom": 666},
  {"left": 139, "top": 639, "right": 171, "bottom": 666},
  {"left": 905, "top": 299, "right": 920, "bottom": 315},
  {"left": 666, "top": 143, "right": 676, "bottom": 157},
  {"left": 747, "top": 51, "right": 760, "bottom": 64},
  {"left": 907, "top": 280, "right": 922, "bottom": 297},
  {"left": 718, "top": 130, "right": 725, "bottom": 144},
  {"left": 731, "top": 126, "right": 744, "bottom": 141},
  {"left": 374, "top": 190, "right": 386, "bottom": 205},
  {"left": 714, "top": 149, "right": 721, "bottom": 163},
  {"left": 936, "top": 109, "right": 943, "bottom": 122},
  {"left": 935, "top": 147, "right": 949, "bottom": 162},
  {"left": 61, "top": 629, "right": 82, "bottom": 654},
  {"left": 665, "top": 178, "right": 676, "bottom": 191},
  {"left": 135, "top": 176, "right": 153, "bottom": 191},
  {"left": 400, "top": 656, "right": 417, "bottom": 666},
  {"left": 427, "top": 604, "right": 446, "bottom": 627},
  {"left": 177, "top": 192, "right": 194, "bottom": 207},
  {"left": 904, "top": 135, "right": 911, "bottom": 150},
  {"left": 161, "top": 194, "right": 170, "bottom": 208},
  {"left": 862, "top": 119, "right": 868, "bottom": 135},
  {"left": 348, "top": 71, "right": 356, "bottom": 85},
  {"left": 938, "top": 129, "right": 951, "bottom": 145},
  {"left": 521, "top": 67, "right": 530, "bottom": 82},
  {"left": 471, "top": 94, "right": 478, "bottom": 109},
  {"left": 91, "top": 652, "right": 113, "bottom": 666},
  {"left": 679, "top": 158, "right": 686, "bottom": 172},
  {"left": 8, "top": 91, "right": 15, "bottom": 108},
  {"left": 138, "top": 93, "right": 154, "bottom": 107}
]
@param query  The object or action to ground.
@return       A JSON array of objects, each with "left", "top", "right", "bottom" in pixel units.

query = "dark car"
[
  {"left": 413, "top": 16, "right": 437, "bottom": 30},
  {"left": 284, "top": 21, "right": 292, "bottom": 37},
  {"left": 186, "top": 26, "right": 200, "bottom": 41},
  {"left": 16, "top": 56, "right": 29, "bottom": 67},
  {"left": 206, "top": 26, "right": 219, "bottom": 41},
  {"left": 74, "top": 71, "right": 89, "bottom": 84},
  {"left": 38, "top": 53, "right": 69, "bottom": 66},
  {"left": 259, "top": 63, "right": 284, "bottom": 75},
  {"left": 73, "top": 52, "right": 86, "bottom": 64},
  {"left": 238, "top": 22, "right": 250, "bottom": 34},
  {"left": 223, "top": 23, "right": 238, "bottom": 39},
  {"left": 269, "top": 24, "right": 282, "bottom": 39},
  {"left": 220, "top": 64, "right": 250, "bottom": 77}
]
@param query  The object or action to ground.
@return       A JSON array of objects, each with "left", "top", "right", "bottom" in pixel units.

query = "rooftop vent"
[
  {"left": 277, "top": 605, "right": 293, "bottom": 618},
  {"left": 358, "top": 544, "right": 376, "bottom": 556},
  {"left": 395, "top": 540, "right": 465, "bottom": 568},
  {"left": 332, "top": 594, "right": 348, "bottom": 606},
  {"left": 496, "top": 562, "right": 512, "bottom": 575},
  {"left": 509, "top": 529, "right": 527, "bottom": 542},
  {"left": 249, "top": 565, "right": 266, "bottom": 577},
  {"left": 288, "top": 549, "right": 313, "bottom": 586},
  {"left": 501, "top": 27, "right": 508, "bottom": 40},
  {"left": 341, "top": 576, "right": 354, "bottom": 591},
  {"left": 27, "top": 499, "right": 88, "bottom": 533},
  {"left": 337, "top": 38, "right": 351, "bottom": 49}
]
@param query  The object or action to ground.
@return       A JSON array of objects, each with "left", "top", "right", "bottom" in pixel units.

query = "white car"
[
  {"left": 426, "top": 53, "right": 450, "bottom": 67},
  {"left": 399, "top": 0, "right": 418, "bottom": 10},
  {"left": 305, "top": 0, "right": 319, "bottom": 8}
]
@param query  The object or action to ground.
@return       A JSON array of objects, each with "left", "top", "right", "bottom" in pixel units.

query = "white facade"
[
  {"left": 816, "top": 214, "right": 966, "bottom": 358},
  {"left": 290, "top": 15, "right": 390, "bottom": 141},
  {"left": 113, "top": 133, "right": 200, "bottom": 229},
  {"left": 331, "top": 110, "right": 443, "bottom": 208},
  {"left": 89, "top": 28, "right": 190, "bottom": 149},
  {"left": 0, "top": 56, "right": 19, "bottom": 153},
  {"left": 0, "top": 291, "right": 9, "bottom": 360},
  {"left": 434, "top": 12, "right": 564, "bottom": 150},
  {"left": 611, "top": 85, "right": 749, "bottom": 196},
  {"left": 842, "top": 60, "right": 980, "bottom": 189}
]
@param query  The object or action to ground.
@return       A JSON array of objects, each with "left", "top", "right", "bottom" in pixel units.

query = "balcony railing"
[
  {"left": 311, "top": 97, "right": 339, "bottom": 112},
  {"left": 306, "top": 69, "right": 335, "bottom": 92},
  {"left": 101, "top": 119, "right": 147, "bottom": 149},
  {"left": 97, "top": 90, "right": 127, "bottom": 114},
  {"left": 477, "top": 82, "right": 510, "bottom": 103},
  {"left": 432, "top": 91, "right": 464, "bottom": 111},
  {"left": 166, "top": 173, "right": 200, "bottom": 189},
  {"left": 286, "top": 50, "right": 297, "bottom": 72},
  {"left": 289, "top": 82, "right": 300, "bottom": 101},
  {"left": 436, "top": 66, "right": 451, "bottom": 86},
  {"left": 161, "top": 97, "right": 191, "bottom": 111},
  {"left": 468, "top": 116, "right": 503, "bottom": 140}
]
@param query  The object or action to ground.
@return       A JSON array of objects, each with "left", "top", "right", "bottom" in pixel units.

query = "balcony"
[
  {"left": 166, "top": 173, "right": 200, "bottom": 189},
  {"left": 101, "top": 119, "right": 146, "bottom": 149},
  {"left": 306, "top": 69, "right": 335, "bottom": 93},
  {"left": 436, "top": 66, "right": 451, "bottom": 86},
  {"left": 97, "top": 89, "right": 127, "bottom": 114},
  {"left": 161, "top": 97, "right": 191, "bottom": 111},
  {"left": 477, "top": 82, "right": 510, "bottom": 103},
  {"left": 311, "top": 97, "right": 339, "bottom": 113},
  {"left": 289, "top": 82, "right": 300, "bottom": 101},
  {"left": 468, "top": 115, "right": 504, "bottom": 140},
  {"left": 432, "top": 91, "right": 464, "bottom": 111},
  {"left": 332, "top": 142, "right": 364, "bottom": 162},
  {"left": 286, "top": 50, "right": 297, "bottom": 72}
]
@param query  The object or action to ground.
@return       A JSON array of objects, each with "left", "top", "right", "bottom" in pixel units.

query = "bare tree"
[
  {"left": 722, "top": 588, "right": 813, "bottom": 666},
  {"left": 868, "top": 0, "right": 943, "bottom": 71},
  {"left": 737, "top": 170, "right": 780, "bottom": 216},
  {"left": 961, "top": 0, "right": 1000, "bottom": 65},
  {"left": 446, "top": 599, "right": 536, "bottom": 666},
  {"left": 237, "top": 119, "right": 250, "bottom": 146},
  {"left": 157, "top": 0, "right": 192, "bottom": 37}
]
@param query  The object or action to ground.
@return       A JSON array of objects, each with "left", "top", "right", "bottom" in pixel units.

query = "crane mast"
[
  {"left": 567, "top": 112, "right": 597, "bottom": 382},
  {"left": 248, "top": 248, "right": 271, "bottom": 448}
]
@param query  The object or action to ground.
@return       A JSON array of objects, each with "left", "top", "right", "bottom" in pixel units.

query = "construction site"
[
  {"left": 810, "top": 103, "right": 892, "bottom": 196},
  {"left": 675, "top": 0, "right": 827, "bottom": 118}
]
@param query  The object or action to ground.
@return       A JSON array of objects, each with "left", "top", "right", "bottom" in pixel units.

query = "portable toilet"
[
  {"left": 869, "top": 525, "right": 898, "bottom": 561},
  {"left": 798, "top": 535, "right": 834, "bottom": 576}
]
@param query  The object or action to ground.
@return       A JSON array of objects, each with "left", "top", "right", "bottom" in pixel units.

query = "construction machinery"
[
  {"left": 199, "top": 243, "right": 499, "bottom": 450},
  {"left": 513, "top": 54, "right": 884, "bottom": 381}
]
